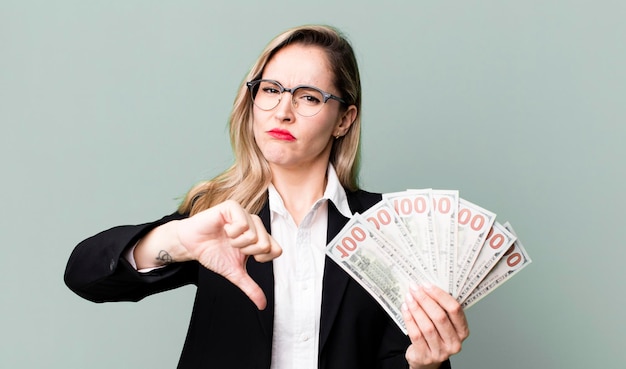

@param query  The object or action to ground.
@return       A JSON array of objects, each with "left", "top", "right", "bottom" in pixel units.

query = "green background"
[{"left": 2, "top": 1, "right": 624, "bottom": 367}]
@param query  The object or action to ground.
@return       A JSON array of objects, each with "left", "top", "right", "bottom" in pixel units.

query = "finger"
[
  {"left": 401, "top": 300, "right": 422, "bottom": 343},
  {"left": 402, "top": 303, "right": 433, "bottom": 365},
  {"left": 422, "top": 284, "right": 470, "bottom": 341},
  {"left": 238, "top": 215, "right": 271, "bottom": 254},
  {"left": 253, "top": 235, "right": 282, "bottom": 263},
  {"left": 405, "top": 286, "right": 442, "bottom": 354},
  {"left": 248, "top": 215, "right": 282, "bottom": 261},
  {"left": 221, "top": 209, "right": 281, "bottom": 261},
  {"left": 218, "top": 203, "right": 281, "bottom": 261},
  {"left": 234, "top": 215, "right": 277, "bottom": 259},
  {"left": 221, "top": 205, "right": 260, "bottom": 248},
  {"left": 225, "top": 269, "right": 268, "bottom": 310},
  {"left": 411, "top": 285, "right": 467, "bottom": 358}
]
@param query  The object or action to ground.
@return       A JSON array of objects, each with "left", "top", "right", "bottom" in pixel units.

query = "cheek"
[
  {"left": 251, "top": 119, "right": 279, "bottom": 157},
  {"left": 251, "top": 115, "right": 267, "bottom": 143},
  {"left": 315, "top": 115, "right": 341, "bottom": 139},
  {"left": 252, "top": 121, "right": 261, "bottom": 143},
  {"left": 302, "top": 127, "right": 336, "bottom": 156}
]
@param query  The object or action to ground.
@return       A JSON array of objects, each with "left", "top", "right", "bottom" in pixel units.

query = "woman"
[{"left": 65, "top": 25, "right": 468, "bottom": 369}]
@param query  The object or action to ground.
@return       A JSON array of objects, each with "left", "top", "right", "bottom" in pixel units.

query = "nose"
[{"left": 274, "top": 91, "right": 295, "bottom": 122}]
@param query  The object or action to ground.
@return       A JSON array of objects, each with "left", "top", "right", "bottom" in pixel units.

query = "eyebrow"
[{"left": 263, "top": 78, "right": 338, "bottom": 94}]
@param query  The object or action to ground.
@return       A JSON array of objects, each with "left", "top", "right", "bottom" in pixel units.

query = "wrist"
[{"left": 135, "top": 220, "right": 190, "bottom": 269}]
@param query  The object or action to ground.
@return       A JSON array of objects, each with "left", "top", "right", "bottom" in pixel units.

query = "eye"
[
  {"left": 261, "top": 86, "right": 280, "bottom": 94},
  {"left": 259, "top": 81, "right": 282, "bottom": 95},
  {"left": 301, "top": 94, "right": 321, "bottom": 104},
  {"left": 294, "top": 88, "right": 323, "bottom": 105}
]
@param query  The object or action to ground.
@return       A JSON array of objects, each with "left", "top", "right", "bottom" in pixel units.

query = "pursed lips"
[{"left": 267, "top": 128, "right": 296, "bottom": 141}]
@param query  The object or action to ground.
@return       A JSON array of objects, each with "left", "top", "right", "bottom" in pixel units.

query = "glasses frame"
[{"left": 246, "top": 79, "right": 346, "bottom": 117}]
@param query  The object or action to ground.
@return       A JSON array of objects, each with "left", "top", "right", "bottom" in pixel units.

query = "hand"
[
  {"left": 176, "top": 200, "right": 282, "bottom": 310},
  {"left": 401, "top": 283, "right": 469, "bottom": 369}
]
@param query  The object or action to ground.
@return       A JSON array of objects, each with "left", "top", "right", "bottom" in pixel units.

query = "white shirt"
[{"left": 269, "top": 164, "right": 352, "bottom": 369}]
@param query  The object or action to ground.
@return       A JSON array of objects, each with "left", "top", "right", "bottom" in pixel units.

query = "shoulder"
[{"left": 345, "top": 188, "right": 382, "bottom": 213}]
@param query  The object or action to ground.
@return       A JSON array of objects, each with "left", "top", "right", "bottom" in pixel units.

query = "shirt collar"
[{"left": 268, "top": 164, "right": 352, "bottom": 219}]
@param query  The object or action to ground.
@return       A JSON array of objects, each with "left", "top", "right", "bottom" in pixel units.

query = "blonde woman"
[{"left": 65, "top": 25, "right": 468, "bottom": 369}]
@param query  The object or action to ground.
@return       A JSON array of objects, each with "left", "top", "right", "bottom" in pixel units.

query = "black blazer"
[{"left": 65, "top": 189, "right": 451, "bottom": 369}]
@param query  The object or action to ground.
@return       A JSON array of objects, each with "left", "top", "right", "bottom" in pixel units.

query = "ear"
[{"left": 334, "top": 105, "right": 358, "bottom": 137}]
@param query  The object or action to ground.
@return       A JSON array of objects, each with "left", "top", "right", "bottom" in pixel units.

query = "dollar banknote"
[
  {"left": 460, "top": 222, "right": 531, "bottom": 308},
  {"left": 431, "top": 189, "right": 459, "bottom": 294},
  {"left": 383, "top": 189, "right": 438, "bottom": 279},
  {"left": 361, "top": 199, "right": 435, "bottom": 285},
  {"left": 453, "top": 199, "right": 496, "bottom": 297},
  {"left": 326, "top": 215, "right": 415, "bottom": 333},
  {"left": 326, "top": 189, "right": 532, "bottom": 328},
  {"left": 456, "top": 221, "right": 516, "bottom": 302}
]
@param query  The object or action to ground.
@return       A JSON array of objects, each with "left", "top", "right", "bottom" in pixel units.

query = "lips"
[{"left": 267, "top": 129, "right": 295, "bottom": 141}]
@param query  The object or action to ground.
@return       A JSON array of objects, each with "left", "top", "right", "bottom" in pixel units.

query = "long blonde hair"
[{"left": 179, "top": 25, "right": 362, "bottom": 215}]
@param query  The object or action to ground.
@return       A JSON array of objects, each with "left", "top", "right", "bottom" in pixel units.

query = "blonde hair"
[{"left": 180, "top": 25, "right": 362, "bottom": 215}]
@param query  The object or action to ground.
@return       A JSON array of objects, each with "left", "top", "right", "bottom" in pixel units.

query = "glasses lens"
[
  {"left": 292, "top": 87, "right": 325, "bottom": 117},
  {"left": 251, "top": 80, "right": 281, "bottom": 111},
  {"left": 249, "top": 80, "right": 328, "bottom": 116}
]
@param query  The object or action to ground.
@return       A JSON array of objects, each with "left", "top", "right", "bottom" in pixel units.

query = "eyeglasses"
[{"left": 246, "top": 79, "right": 346, "bottom": 117}]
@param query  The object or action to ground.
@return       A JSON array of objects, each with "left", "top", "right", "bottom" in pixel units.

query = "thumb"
[{"left": 225, "top": 271, "right": 268, "bottom": 310}]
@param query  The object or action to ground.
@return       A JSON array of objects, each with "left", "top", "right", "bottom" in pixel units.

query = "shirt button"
[{"left": 300, "top": 333, "right": 310, "bottom": 342}]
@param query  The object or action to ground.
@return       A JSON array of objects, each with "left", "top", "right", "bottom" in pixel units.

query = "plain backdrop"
[{"left": 2, "top": 1, "right": 625, "bottom": 368}]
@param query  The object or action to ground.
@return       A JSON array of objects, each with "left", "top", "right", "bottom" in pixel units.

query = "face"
[{"left": 252, "top": 44, "right": 356, "bottom": 172}]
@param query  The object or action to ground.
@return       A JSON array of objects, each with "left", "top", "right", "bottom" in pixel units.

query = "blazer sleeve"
[{"left": 64, "top": 211, "right": 198, "bottom": 303}]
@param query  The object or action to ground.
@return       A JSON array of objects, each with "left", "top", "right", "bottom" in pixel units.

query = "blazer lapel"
[
  {"left": 246, "top": 201, "right": 275, "bottom": 340},
  {"left": 319, "top": 200, "right": 352, "bottom": 351}
]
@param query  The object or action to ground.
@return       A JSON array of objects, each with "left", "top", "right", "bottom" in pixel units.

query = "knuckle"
[
  {"left": 258, "top": 240, "right": 271, "bottom": 253},
  {"left": 241, "top": 229, "right": 258, "bottom": 243},
  {"left": 449, "top": 341, "right": 462, "bottom": 354},
  {"left": 432, "top": 311, "right": 448, "bottom": 325},
  {"left": 448, "top": 303, "right": 463, "bottom": 316},
  {"left": 461, "top": 327, "right": 470, "bottom": 340},
  {"left": 408, "top": 330, "right": 422, "bottom": 343},
  {"left": 421, "top": 324, "right": 436, "bottom": 337},
  {"left": 405, "top": 350, "right": 419, "bottom": 365},
  {"left": 273, "top": 245, "right": 283, "bottom": 257}
]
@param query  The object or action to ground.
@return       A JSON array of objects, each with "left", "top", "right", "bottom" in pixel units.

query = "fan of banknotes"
[{"left": 325, "top": 189, "right": 532, "bottom": 333}]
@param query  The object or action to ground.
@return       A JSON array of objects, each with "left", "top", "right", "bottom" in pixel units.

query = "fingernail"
[
  {"left": 405, "top": 292, "right": 415, "bottom": 303},
  {"left": 401, "top": 302, "right": 408, "bottom": 312},
  {"left": 423, "top": 282, "right": 433, "bottom": 290},
  {"left": 410, "top": 282, "right": 419, "bottom": 292}
]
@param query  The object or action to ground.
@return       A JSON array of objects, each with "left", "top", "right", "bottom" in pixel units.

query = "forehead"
[{"left": 262, "top": 44, "right": 335, "bottom": 89}]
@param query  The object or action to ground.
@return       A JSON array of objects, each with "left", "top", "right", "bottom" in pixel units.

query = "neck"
[{"left": 270, "top": 161, "right": 329, "bottom": 225}]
